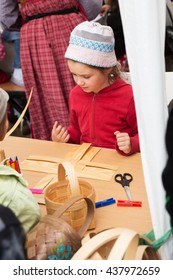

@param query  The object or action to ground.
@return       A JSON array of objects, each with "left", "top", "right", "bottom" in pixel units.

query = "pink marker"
[{"left": 29, "top": 188, "right": 43, "bottom": 194}]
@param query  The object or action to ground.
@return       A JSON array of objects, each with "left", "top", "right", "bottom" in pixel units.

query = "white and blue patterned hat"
[{"left": 65, "top": 21, "right": 117, "bottom": 68}]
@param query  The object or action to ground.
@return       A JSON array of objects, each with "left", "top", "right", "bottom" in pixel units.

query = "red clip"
[{"left": 117, "top": 200, "right": 142, "bottom": 207}]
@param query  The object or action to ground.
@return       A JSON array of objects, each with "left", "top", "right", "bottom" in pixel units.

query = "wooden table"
[
  {"left": 0, "top": 136, "right": 152, "bottom": 234},
  {"left": 0, "top": 81, "right": 24, "bottom": 93}
]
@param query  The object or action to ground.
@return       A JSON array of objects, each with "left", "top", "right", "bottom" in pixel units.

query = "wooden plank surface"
[
  {"left": 0, "top": 136, "right": 153, "bottom": 234},
  {"left": 0, "top": 81, "right": 24, "bottom": 92}
]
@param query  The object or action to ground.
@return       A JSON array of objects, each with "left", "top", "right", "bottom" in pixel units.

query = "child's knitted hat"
[
  {"left": 65, "top": 21, "right": 117, "bottom": 68},
  {"left": 0, "top": 89, "right": 9, "bottom": 124}
]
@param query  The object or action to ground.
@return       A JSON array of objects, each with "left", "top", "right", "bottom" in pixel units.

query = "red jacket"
[{"left": 68, "top": 77, "right": 140, "bottom": 155}]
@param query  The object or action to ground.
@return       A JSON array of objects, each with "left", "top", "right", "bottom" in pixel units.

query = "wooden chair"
[{"left": 0, "top": 81, "right": 30, "bottom": 135}]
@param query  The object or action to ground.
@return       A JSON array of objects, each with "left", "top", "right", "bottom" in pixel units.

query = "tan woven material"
[
  {"left": 44, "top": 161, "right": 96, "bottom": 231},
  {"left": 0, "top": 149, "right": 5, "bottom": 162},
  {"left": 135, "top": 245, "right": 160, "bottom": 260},
  {"left": 26, "top": 195, "right": 94, "bottom": 260},
  {"left": 72, "top": 228, "right": 161, "bottom": 260}
]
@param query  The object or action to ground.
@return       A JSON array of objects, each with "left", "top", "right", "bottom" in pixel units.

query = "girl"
[
  {"left": 20, "top": 0, "right": 102, "bottom": 140},
  {"left": 52, "top": 21, "right": 139, "bottom": 156}
]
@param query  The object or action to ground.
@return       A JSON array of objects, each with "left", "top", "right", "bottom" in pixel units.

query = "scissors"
[{"left": 114, "top": 173, "right": 133, "bottom": 200}]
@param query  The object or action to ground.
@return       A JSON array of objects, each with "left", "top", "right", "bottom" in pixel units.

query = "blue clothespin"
[{"left": 95, "top": 197, "right": 116, "bottom": 208}]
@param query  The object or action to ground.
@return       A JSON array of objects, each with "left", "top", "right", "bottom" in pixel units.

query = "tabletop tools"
[
  {"left": 114, "top": 173, "right": 142, "bottom": 207},
  {"left": 114, "top": 173, "right": 133, "bottom": 200}
]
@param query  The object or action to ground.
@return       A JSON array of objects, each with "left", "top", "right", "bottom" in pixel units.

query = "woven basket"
[
  {"left": 26, "top": 196, "right": 94, "bottom": 260},
  {"left": 44, "top": 161, "right": 96, "bottom": 231},
  {"left": 71, "top": 228, "right": 161, "bottom": 260}
]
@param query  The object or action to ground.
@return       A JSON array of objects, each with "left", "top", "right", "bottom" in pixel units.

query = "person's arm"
[
  {"left": 114, "top": 97, "right": 140, "bottom": 156},
  {"left": 67, "top": 89, "right": 81, "bottom": 144},
  {"left": 125, "top": 97, "right": 140, "bottom": 155},
  {"left": 105, "top": 0, "right": 111, "bottom": 4},
  {"left": 0, "top": 0, "right": 19, "bottom": 29},
  {"left": 79, "top": 0, "right": 103, "bottom": 20},
  {"left": 67, "top": 110, "right": 81, "bottom": 144},
  {"left": 51, "top": 91, "right": 81, "bottom": 144},
  {"left": 100, "top": 4, "right": 111, "bottom": 17}
]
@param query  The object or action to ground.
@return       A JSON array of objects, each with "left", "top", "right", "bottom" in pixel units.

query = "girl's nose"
[{"left": 76, "top": 78, "right": 85, "bottom": 86}]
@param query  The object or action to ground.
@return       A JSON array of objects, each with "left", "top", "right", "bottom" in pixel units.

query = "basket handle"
[
  {"left": 135, "top": 245, "right": 160, "bottom": 260},
  {"left": 51, "top": 195, "right": 94, "bottom": 238},
  {"left": 72, "top": 228, "right": 140, "bottom": 260},
  {"left": 107, "top": 229, "right": 139, "bottom": 260},
  {"left": 58, "top": 161, "right": 80, "bottom": 196}
]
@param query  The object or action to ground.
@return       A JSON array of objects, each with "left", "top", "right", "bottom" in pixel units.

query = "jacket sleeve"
[
  {"left": 128, "top": 134, "right": 140, "bottom": 155},
  {"left": 126, "top": 97, "right": 140, "bottom": 155},
  {"left": 68, "top": 121, "right": 81, "bottom": 144},
  {"left": 79, "top": 0, "right": 103, "bottom": 20},
  {"left": 116, "top": 96, "right": 140, "bottom": 156},
  {"left": 67, "top": 91, "right": 81, "bottom": 144}
]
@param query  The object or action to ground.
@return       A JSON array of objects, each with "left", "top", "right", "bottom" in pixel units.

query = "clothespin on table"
[{"left": 95, "top": 197, "right": 116, "bottom": 208}]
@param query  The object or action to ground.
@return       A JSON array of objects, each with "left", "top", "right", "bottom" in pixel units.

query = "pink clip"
[
  {"left": 29, "top": 188, "right": 43, "bottom": 194},
  {"left": 117, "top": 200, "right": 142, "bottom": 207}
]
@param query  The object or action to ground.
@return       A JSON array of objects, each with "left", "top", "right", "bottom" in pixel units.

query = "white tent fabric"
[{"left": 119, "top": 0, "right": 173, "bottom": 259}]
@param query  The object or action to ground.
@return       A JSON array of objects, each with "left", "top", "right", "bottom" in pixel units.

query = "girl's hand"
[
  {"left": 100, "top": 4, "right": 111, "bottom": 17},
  {"left": 51, "top": 121, "right": 70, "bottom": 143},
  {"left": 114, "top": 131, "right": 131, "bottom": 154}
]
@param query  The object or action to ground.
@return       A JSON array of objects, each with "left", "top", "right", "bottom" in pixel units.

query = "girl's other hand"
[
  {"left": 51, "top": 121, "right": 70, "bottom": 143},
  {"left": 114, "top": 131, "right": 131, "bottom": 154},
  {"left": 100, "top": 5, "right": 111, "bottom": 17},
  {"left": 100, "top": 4, "right": 111, "bottom": 17}
]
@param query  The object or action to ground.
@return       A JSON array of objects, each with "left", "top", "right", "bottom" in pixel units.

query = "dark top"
[{"left": 107, "top": 10, "right": 126, "bottom": 58}]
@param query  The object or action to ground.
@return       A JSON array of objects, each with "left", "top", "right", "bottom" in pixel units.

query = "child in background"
[
  {"left": 0, "top": 89, "right": 40, "bottom": 233},
  {"left": 52, "top": 21, "right": 139, "bottom": 156},
  {"left": 101, "top": 0, "right": 128, "bottom": 71}
]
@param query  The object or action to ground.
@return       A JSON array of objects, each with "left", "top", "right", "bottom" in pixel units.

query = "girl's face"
[{"left": 67, "top": 60, "right": 111, "bottom": 94}]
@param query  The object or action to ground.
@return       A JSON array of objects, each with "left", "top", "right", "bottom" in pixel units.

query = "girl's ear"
[{"left": 107, "top": 67, "right": 114, "bottom": 75}]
